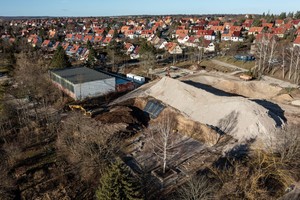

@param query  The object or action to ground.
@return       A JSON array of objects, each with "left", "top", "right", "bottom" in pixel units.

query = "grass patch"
[{"left": 216, "top": 56, "right": 255, "bottom": 70}]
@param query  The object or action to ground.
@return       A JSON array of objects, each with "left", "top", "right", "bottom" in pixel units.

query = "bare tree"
[
  {"left": 293, "top": 46, "right": 300, "bottom": 83},
  {"left": 272, "top": 124, "right": 300, "bottom": 170},
  {"left": 177, "top": 175, "right": 217, "bottom": 200},
  {"left": 140, "top": 51, "right": 156, "bottom": 77},
  {"left": 56, "top": 112, "right": 123, "bottom": 182},
  {"left": 288, "top": 45, "right": 295, "bottom": 80},
  {"left": 149, "top": 113, "right": 178, "bottom": 174}
]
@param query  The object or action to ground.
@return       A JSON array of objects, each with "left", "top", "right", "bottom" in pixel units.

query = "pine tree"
[
  {"left": 96, "top": 161, "right": 141, "bottom": 200},
  {"left": 86, "top": 48, "right": 96, "bottom": 68},
  {"left": 50, "top": 46, "right": 71, "bottom": 69}
]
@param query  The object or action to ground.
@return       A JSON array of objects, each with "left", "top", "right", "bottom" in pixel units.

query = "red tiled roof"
[
  {"left": 230, "top": 26, "right": 242, "bottom": 32},
  {"left": 294, "top": 36, "right": 300, "bottom": 44},
  {"left": 248, "top": 27, "right": 264, "bottom": 33}
]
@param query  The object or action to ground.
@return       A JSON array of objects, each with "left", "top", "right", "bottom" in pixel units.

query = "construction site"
[
  {"left": 3, "top": 60, "right": 300, "bottom": 199},
  {"left": 89, "top": 65, "right": 300, "bottom": 196}
]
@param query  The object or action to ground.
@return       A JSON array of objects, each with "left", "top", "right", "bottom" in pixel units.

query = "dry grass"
[{"left": 216, "top": 56, "right": 255, "bottom": 70}]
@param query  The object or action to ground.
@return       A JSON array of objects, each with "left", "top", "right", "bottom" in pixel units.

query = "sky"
[{"left": 1, "top": 0, "right": 300, "bottom": 17}]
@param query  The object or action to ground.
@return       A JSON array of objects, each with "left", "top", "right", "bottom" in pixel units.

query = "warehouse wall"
[{"left": 74, "top": 77, "right": 115, "bottom": 100}]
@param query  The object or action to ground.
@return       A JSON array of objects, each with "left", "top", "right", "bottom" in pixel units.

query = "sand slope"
[{"left": 146, "top": 77, "right": 280, "bottom": 142}]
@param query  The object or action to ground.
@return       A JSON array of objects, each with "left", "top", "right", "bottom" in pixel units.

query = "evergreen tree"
[
  {"left": 295, "top": 11, "right": 300, "bottom": 19},
  {"left": 86, "top": 48, "right": 96, "bottom": 68},
  {"left": 96, "top": 161, "right": 141, "bottom": 200},
  {"left": 87, "top": 40, "right": 93, "bottom": 50},
  {"left": 50, "top": 46, "right": 71, "bottom": 69},
  {"left": 279, "top": 12, "right": 287, "bottom": 20}
]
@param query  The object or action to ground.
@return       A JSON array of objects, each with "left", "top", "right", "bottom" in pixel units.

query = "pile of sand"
[
  {"left": 183, "top": 72, "right": 282, "bottom": 99},
  {"left": 272, "top": 94, "right": 294, "bottom": 103},
  {"left": 145, "top": 77, "right": 281, "bottom": 143}
]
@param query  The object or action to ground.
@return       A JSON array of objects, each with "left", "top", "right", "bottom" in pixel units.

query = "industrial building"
[{"left": 50, "top": 67, "right": 115, "bottom": 100}]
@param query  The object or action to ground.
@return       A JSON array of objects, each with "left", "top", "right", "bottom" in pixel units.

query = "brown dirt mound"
[
  {"left": 94, "top": 106, "right": 149, "bottom": 125},
  {"left": 272, "top": 94, "right": 294, "bottom": 103}
]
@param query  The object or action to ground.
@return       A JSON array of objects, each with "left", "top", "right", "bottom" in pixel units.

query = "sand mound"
[
  {"left": 145, "top": 77, "right": 280, "bottom": 142},
  {"left": 272, "top": 94, "right": 294, "bottom": 103},
  {"left": 291, "top": 100, "right": 300, "bottom": 106},
  {"left": 184, "top": 73, "right": 282, "bottom": 99}
]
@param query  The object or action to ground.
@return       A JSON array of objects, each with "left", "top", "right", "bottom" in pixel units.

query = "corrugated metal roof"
[{"left": 51, "top": 67, "right": 113, "bottom": 84}]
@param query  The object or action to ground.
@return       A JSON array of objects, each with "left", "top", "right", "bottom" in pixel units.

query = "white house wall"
[{"left": 74, "top": 78, "right": 115, "bottom": 100}]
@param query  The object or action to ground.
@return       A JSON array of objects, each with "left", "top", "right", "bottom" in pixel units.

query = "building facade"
[{"left": 50, "top": 67, "right": 115, "bottom": 100}]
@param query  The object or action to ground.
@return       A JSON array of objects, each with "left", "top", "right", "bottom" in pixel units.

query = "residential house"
[
  {"left": 94, "top": 28, "right": 105, "bottom": 36},
  {"left": 83, "top": 35, "right": 94, "bottom": 43},
  {"left": 230, "top": 26, "right": 243, "bottom": 32},
  {"left": 243, "top": 19, "right": 254, "bottom": 30},
  {"left": 74, "top": 34, "right": 83, "bottom": 42},
  {"left": 196, "top": 30, "right": 215, "bottom": 40},
  {"left": 130, "top": 46, "right": 140, "bottom": 59},
  {"left": 135, "top": 26, "right": 143, "bottom": 35},
  {"left": 221, "top": 32, "right": 231, "bottom": 41},
  {"left": 149, "top": 35, "right": 161, "bottom": 45},
  {"left": 125, "top": 43, "right": 135, "bottom": 54},
  {"left": 174, "top": 29, "right": 189, "bottom": 38},
  {"left": 49, "top": 29, "right": 56, "bottom": 38},
  {"left": 107, "top": 29, "right": 115, "bottom": 38},
  {"left": 121, "top": 26, "right": 131, "bottom": 33},
  {"left": 248, "top": 27, "right": 264, "bottom": 35},
  {"left": 293, "top": 36, "right": 300, "bottom": 47},
  {"left": 124, "top": 30, "right": 135, "bottom": 39},
  {"left": 190, "top": 25, "right": 204, "bottom": 34},
  {"left": 94, "top": 36, "right": 103, "bottom": 44},
  {"left": 208, "top": 20, "right": 220, "bottom": 28},
  {"left": 61, "top": 42, "right": 70, "bottom": 51},
  {"left": 185, "top": 36, "right": 200, "bottom": 47},
  {"left": 166, "top": 42, "right": 183, "bottom": 54},
  {"left": 51, "top": 42, "right": 60, "bottom": 51},
  {"left": 275, "top": 20, "right": 284, "bottom": 27},
  {"left": 68, "top": 44, "right": 80, "bottom": 55},
  {"left": 231, "top": 31, "right": 243, "bottom": 42},
  {"left": 262, "top": 23, "right": 274, "bottom": 29},
  {"left": 155, "top": 39, "right": 168, "bottom": 49},
  {"left": 140, "top": 30, "right": 153, "bottom": 38},
  {"left": 224, "top": 22, "right": 234, "bottom": 29},
  {"left": 41, "top": 40, "right": 52, "bottom": 48},
  {"left": 291, "top": 20, "right": 300, "bottom": 28},
  {"left": 177, "top": 34, "right": 189, "bottom": 44},
  {"left": 271, "top": 27, "right": 287, "bottom": 38},
  {"left": 199, "top": 40, "right": 215, "bottom": 53},
  {"left": 65, "top": 34, "right": 73, "bottom": 42},
  {"left": 210, "top": 26, "right": 224, "bottom": 34},
  {"left": 102, "top": 37, "right": 112, "bottom": 46}
]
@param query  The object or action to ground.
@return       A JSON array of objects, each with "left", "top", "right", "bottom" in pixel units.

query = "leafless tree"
[
  {"left": 177, "top": 175, "right": 217, "bottom": 200},
  {"left": 140, "top": 51, "right": 156, "bottom": 77},
  {"left": 288, "top": 45, "right": 295, "bottom": 80},
  {"left": 56, "top": 112, "right": 123, "bottom": 182},
  {"left": 293, "top": 46, "right": 300, "bottom": 83},
  {"left": 149, "top": 113, "right": 178, "bottom": 174},
  {"left": 272, "top": 124, "right": 300, "bottom": 173}
]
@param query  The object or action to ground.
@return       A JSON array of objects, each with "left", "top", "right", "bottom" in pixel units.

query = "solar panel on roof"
[{"left": 144, "top": 100, "right": 165, "bottom": 119}]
